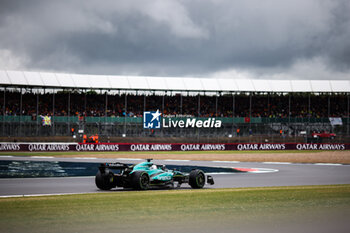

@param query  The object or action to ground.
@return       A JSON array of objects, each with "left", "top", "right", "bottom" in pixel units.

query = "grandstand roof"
[{"left": 0, "top": 70, "right": 349, "bottom": 93}]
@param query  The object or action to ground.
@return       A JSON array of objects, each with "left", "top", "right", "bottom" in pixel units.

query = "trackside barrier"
[{"left": 0, "top": 143, "right": 349, "bottom": 152}]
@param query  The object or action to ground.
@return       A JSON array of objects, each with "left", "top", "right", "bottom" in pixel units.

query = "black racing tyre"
[
  {"left": 95, "top": 170, "right": 115, "bottom": 190},
  {"left": 131, "top": 171, "right": 150, "bottom": 190},
  {"left": 189, "top": 169, "right": 205, "bottom": 189}
]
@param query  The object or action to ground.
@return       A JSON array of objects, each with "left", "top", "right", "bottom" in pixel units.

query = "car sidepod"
[{"left": 151, "top": 171, "right": 173, "bottom": 184}]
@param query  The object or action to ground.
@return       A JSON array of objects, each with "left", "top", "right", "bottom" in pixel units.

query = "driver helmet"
[{"left": 150, "top": 164, "right": 157, "bottom": 170}]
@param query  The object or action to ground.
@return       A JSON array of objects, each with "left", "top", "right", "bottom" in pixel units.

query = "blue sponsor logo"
[{"left": 143, "top": 110, "right": 162, "bottom": 129}]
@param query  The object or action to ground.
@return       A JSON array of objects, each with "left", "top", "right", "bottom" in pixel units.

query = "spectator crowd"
[{"left": 0, "top": 91, "right": 348, "bottom": 118}]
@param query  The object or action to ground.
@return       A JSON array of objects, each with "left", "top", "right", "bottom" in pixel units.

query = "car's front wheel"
[
  {"left": 189, "top": 169, "right": 205, "bottom": 189},
  {"left": 131, "top": 171, "right": 150, "bottom": 190}
]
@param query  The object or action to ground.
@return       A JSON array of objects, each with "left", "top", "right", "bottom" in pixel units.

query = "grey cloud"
[{"left": 0, "top": 0, "right": 349, "bottom": 79}]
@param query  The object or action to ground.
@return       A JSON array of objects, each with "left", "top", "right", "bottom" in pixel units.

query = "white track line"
[
  {"left": 116, "top": 158, "right": 142, "bottom": 161},
  {"left": 0, "top": 155, "right": 14, "bottom": 158},
  {"left": 262, "top": 162, "right": 292, "bottom": 165},
  {"left": 73, "top": 157, "right": 97, "bottom": 160},
  {"left": 164, "top": 159, "right": 190, "bottom": 162},
  {"left": 0, "top": 192, "right": 102, "bottom": 198},
  {"left": 0, "top": 176, "right": 94, "bottom": 181},
  {"left": 212, "top": 161, "right": 240, "bottom": 163},
  {"left": 314, "top": 163, "right": 343, "bottom": 166},
  {"left": 248, "top": 169, "right": 279, "bottom": 174}
]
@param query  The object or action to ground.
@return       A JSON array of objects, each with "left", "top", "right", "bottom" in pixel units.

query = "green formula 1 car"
[{"left": 95, "top": 159, "right": 214, "bottom": 190}]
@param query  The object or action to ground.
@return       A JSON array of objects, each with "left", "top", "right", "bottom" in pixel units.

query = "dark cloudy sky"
[{"left": 0, "top": 0, "right": 349, "bottom": 79}]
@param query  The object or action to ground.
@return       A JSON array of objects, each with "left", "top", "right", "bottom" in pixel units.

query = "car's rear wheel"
[
  {"left": 131, "top": 171, "right": 150, "bottom": 190},
  {"left": 189, "top": 169, "right": 205, "bottom": 189},
  {"left": 95, "top": 170, "right": 115, "bottom": 190}
]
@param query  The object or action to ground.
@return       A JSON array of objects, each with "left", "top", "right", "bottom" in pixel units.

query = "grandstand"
[{"left": 0, "top": 70, "right": 349, "bottom": 143}]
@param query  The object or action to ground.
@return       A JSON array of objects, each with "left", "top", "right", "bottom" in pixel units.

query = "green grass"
[
  {"left": 0, "top": 150, "right": 323, "bottom": 157},
  {"left": 1, "top": 185, "right": 349, "bottom": 233}
]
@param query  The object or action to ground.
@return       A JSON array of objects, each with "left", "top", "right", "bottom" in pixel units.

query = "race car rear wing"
[{"left": 98, "top": 162, "right": 130, "bottom": 173}]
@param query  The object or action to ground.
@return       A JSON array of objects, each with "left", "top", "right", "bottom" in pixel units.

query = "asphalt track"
[{"left": 0, "top": 156, "right": 349, "bottom": 196}]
